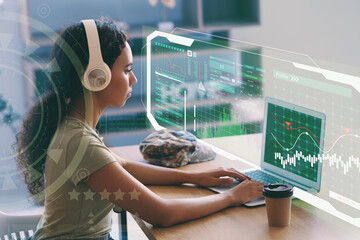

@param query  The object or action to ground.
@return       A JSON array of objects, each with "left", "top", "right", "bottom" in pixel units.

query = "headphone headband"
[{"left": 80, "top": 19, "right": 111, "bottom": 92}]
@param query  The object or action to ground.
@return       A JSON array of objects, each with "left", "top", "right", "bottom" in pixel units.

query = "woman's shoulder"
[
  {"left": 50, "top": 116, "right": 102, "bottom": 148},
  {"left": 63, "top": 116, "right": 99, "bottom": 136},
  {"left": 66, "top": 116, "right": 104, "bottom": 143}
]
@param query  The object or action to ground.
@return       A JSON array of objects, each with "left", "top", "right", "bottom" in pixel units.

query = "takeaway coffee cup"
[{"left": 263, "top": 183, "right": 293, "bottom": 227}]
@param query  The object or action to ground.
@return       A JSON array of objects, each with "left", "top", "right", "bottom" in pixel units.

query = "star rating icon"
[
  {"left": 100, "top": 188, "right": 111, "bottom": 200},
  {"left": 114, "top": 189, "right": 126, "bottom": 201},
  {"left": 67, "top": 187, "right": 142, "bottom": 202},
  {"left": 68, "top": 189, "right": 80, "bottom": 200},
  {"left": 129, "top": 188, "right": 141, "bottom": 200},
  {"left": 84, "top": 188, "right": 96, "bottom": 200}
]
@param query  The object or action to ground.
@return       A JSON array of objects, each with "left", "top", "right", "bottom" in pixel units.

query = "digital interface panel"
[
  {"left": 264, "top": 103, "right": 323, "bottom": 182},
  {"left": 149, "top": 34, "right": 263, "bottom": 139},
  {"left": 145, "top": 30, "right": 360, "bottom": 226}
]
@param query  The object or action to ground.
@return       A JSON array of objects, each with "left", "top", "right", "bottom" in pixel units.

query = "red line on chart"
[
  {"left": 272, "top": 112, "right": 320, "bottom": 145},
  {"left": 272, "top": 112, "right": 360, "bottom": 152},
  {"left": 155, "top": 48, "right": 184, "bottom": 73}
]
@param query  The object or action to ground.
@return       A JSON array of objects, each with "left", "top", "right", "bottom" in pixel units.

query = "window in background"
[{"left": 25, "top": 0, "right": 260, "bottom": 146}]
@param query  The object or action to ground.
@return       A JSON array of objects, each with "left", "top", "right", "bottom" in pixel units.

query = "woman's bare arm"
[
  {"left": 122, "top": 159, "right": 196, "bottom": 185},
  {"left": 86, "top": 162, "right": 263, "bottom": 227},
  {"left": 112, "top": 152, "right": 250, "bottom": 186}
]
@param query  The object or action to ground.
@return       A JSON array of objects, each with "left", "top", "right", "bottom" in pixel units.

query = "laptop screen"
[{"left": 261, "top": 97, "right": 326, "bottom": 191}]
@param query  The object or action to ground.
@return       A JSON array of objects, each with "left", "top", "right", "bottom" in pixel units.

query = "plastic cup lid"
[{"left": 263, "top": 183, "right": 293, "bottom": 198}]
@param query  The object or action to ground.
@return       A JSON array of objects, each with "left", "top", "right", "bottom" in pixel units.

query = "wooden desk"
[{"left": 111, "top": 144, "right": 360, "bottom": 240}]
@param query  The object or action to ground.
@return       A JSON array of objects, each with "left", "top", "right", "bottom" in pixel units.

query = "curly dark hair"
[{"left": 16, "top": 18, "right": 128, "bottom": 200}]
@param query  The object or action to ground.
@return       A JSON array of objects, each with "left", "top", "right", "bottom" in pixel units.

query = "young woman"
[{"left": 16, "top": 18, "right": 264, "bottom": 239}]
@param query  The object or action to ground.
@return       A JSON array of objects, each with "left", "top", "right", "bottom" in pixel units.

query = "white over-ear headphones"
[{"left": 81, "top": 19, "right": 112, "bottom": 91}]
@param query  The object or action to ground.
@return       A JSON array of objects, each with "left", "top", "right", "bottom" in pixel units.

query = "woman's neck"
[{"left": 68, "top": 93, "right": 104, "bottom": 129}]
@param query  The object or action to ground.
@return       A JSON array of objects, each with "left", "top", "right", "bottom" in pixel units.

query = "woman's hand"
[
  {"left": 226, "top": 180, "right": 264, "bottom": 206},
  {"left": 192, "top": 167, "right": 251, "bottom": 187}
]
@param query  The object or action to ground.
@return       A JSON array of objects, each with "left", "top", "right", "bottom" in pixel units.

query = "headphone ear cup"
[
  {"left": 88, "top": 68, "right": 107, "bottom": 89},
  {"left": 82, "top": 63, "right": 111, "bottom": 91}
]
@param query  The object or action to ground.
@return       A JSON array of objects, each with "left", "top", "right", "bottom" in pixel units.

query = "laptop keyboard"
[{"left": 244, "top": 170, "right": 283, "bottom": 184}]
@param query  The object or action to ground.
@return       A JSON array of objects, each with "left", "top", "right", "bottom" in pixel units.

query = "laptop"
[{"left": 208, "top": 97, "right": 326, "bottom": 207}]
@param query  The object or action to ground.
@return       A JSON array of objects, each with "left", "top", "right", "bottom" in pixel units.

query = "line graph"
[
  {"left": 271, "top": 132, "right": 360, "bottom": 153},
  {"left": 272, "top": 112, "right": 360, "bottom": 152},
  {"left": 155, "top": 48, "right": 184, "bottom": 74},
  {"left": 267, "top": 102, "right": 360, "bottom": 178},
  {"left": 272, "top": 112, "right": 320, "bottom": 145},
  {"left": 264, "top": 103, "right": 323, "bottom": 181}
]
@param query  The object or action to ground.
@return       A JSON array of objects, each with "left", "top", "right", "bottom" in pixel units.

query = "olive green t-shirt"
[{"left": 32, "top": 117, "right": 117, "bottom": 239}]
